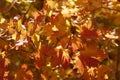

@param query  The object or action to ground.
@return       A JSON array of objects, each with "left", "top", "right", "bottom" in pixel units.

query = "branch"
[
  {"left": 22, "top": 3, "right": 32, "bottom": 24},
  {"left": 115, "top": 40, "right": 120, "bottom": 80},
  {"left": 3, "top": 0, "right": 16, "bottom": 13}
]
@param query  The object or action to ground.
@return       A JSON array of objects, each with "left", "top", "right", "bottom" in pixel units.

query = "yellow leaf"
[
  {"left": 6, "top": 0, "right": 13, "bottom": 3},
  {"left": 46, "top": 0, "right": 58, "bottom": 9},
  {"left": 105, "top": 33, "right": 118, "bottom": 39},
  {"left": 17, "top": 19, "right": 22, "bottom": 32},
  {"left": 0, "top": 18, "right": 5, "bottom": 23}
]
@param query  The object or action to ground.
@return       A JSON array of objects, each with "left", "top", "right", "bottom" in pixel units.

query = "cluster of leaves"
[{"left": 0, "top": 0, "right": 120, "bottom": 80}]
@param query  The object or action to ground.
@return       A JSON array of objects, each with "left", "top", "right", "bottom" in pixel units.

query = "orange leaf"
[
  {"left": 96, "top": 65, "right": 111, "bottom": 80},
  {"left": 41, "top": 74, "right": 47, "bottom": 80},
  {"left": 73, "top": 56, "right": 84, "bottom": 74},
  {"left": 80, "top": 40, "right": 106, "bottom": 57},
  {"left": 61, "top": 49, "right": 70, "bottom": 69},
  {"left": 50, "top": 13, "right": 65, "bottom": 26}
]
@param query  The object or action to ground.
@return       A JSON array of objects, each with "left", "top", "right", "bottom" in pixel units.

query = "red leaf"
[
  {"left": 80, "top": 55, "right": 100, "bottom": 67},
  {"left": 51, "top": 48, "right": 70, "bottom": 69},
  {"left": 81, "top": 27, "right": 98, "bottom": 39},
  {"left": 0, "top": 56, "right": 5, "bottom": 79},
  {"left": 61, "top": 49, "right": 70, "bottom": 69},
  {"left": 51, "top": 47, "right": 62, "bottom": 67},
  {"left": 34, "top": 53, "right": 47, "bottom": 70}
]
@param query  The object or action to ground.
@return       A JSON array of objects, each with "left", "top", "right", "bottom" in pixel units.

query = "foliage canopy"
[{"left": 0, "top": 0, "right": 120, "bottom": 80}]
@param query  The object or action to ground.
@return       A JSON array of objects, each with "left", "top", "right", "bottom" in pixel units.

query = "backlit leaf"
[{"left": 73, "top": 56, "right": 84, "bottom": 74}]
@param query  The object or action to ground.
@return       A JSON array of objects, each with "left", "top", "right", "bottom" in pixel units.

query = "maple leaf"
[
  {"left": 80, "top": 55, "right": 100, "bottom": 67},
  {"left": 81, "top": 27, "right": 98, "bottom": 39},
  {"left": 51, "top": 46, "right": 70, "bottom": 69},
  {"left": 33, "top": 44, "right": 55, "bottom": 69},
  {"left": 71, "top": 38, "right": 83, "bottom": 53},
  {"left": 50, "top": 13, "right": 65, "bottom": 26},
  {"left": 43, "top": 24, "right": 53, "bottom": 36},
  {"left": 50, "top": 46, "right": 62, "bottom": 68},
  {"left": 61, "top": 49, "right": 70, "bottom": 69},
  {"left": 71, "top": 42, "right": 79, "bottom": 53},
  {"left": 80, "top": 40, "right": 106, "bottom": 57},
  {"left": 96, "top": 65, "right": 111, "bottom": 80},
  {"left": 73, "top": 56, "right": 84, "bottom": 74},
  {"left": 0, "top": 56, "right": 5, "bottom": 79},
  {"left": 34, "top": 53, "right": 47, "bottom": 70}
]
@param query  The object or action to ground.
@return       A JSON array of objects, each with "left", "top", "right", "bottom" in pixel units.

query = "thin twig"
[{"left": 3, "top": 0, "right": 16, "bottom": 13}]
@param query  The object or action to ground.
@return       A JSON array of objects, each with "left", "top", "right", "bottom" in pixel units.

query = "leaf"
[
  {"left": 41, "top": 74, "right": 47, "bottom": 80},
  {"left": 0, "top": 56, "right": 5, "bottom": 78},
  {"left": 17, "top": 19, "right": 22, "bottom": 32},
  {"left": 43, "top": 24, "right": 53, "bottom": 36},
  {"left": 61, "top": 7, "right": 79, "bottom": 17},
  {"left": 80, "top": 55, "right": 100, "bottom": 67},
  {"left": 50, "top": 46, "right": 62, "bottom": 67},
  {"left": 118, "top": 0, "right": 120, "bottom": 2},
  {"left": 71, "top": 42, "right": 79, "bottom": 53},
  {"left": 105, "top": 33, "right": 118, "bottom": 39},
  {"left": 34, "top": 52, "right": 47, "bottom": 70},
  {"left": 80, "top": 40, "right": 105, "bottom": 57},
  {"left": 17, "top": 64, "right": 27, "bottom": 80},
  {"left": 6, "top": 0, "right": 13, "bottom": 3},
  {"left": 96, "top": 65, "right": 111, "bottom": 80},
  {"left": 88, "top": 0, "right": 101, "bottom": 9},
  {"left": 114, "top": 16, "right": 120, "bottom": 25},
  {"left": 51, "top": 47, "right": 70, "bottom": 69},
  {"left": 31, "top": 33, "right": 40, "bottom": 46},
  {"left": 81, "top": 27, "right": 98, "bottom": 39},
  {"left": 46, "top": 0, "right": 58, "bottom": 9},
  {"left": 50, "top": 13, "right": 65, "bottom": 26},
  {"left": 80, "top": 40, "right": 108, "bottom": 64},
  {"left": 61, "top": 49, "right": 70, "bottom": 69},
  {"left": 24, "top": 70, "right": 33, "bottom": 80},
  {"left": 73, "top": 56, "right": 84, "bottom": 74},
  {"left": 27, "top": 22, "right": 36, "bottom": 36},
  {"left": 0, "top": 38, "right": 8, "bottom": 49}
]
